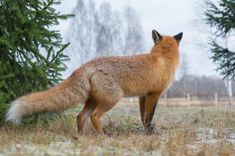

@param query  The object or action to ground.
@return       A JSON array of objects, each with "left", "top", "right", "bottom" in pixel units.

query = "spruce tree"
[
  {"left": 0, "top": 0, "right": 72, "bottom": 121},
  {"left": 205, "top": 0, "right": 235, "bottom": 78}
]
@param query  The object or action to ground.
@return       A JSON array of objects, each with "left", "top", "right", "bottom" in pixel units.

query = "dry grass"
[{"left": 0, "top": 101, "right": 235, "bottom": 156}]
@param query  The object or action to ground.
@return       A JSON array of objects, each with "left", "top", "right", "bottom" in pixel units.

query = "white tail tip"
[{"left": 6, "top": 100, "right": 22, "bottom": 124}]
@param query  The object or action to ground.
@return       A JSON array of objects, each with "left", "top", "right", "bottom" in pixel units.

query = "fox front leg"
[
  {"left": 142, "top": 92, "right": 160, "bottom": 135},
  {"left": 139, "top": 96, "right": 146, "bottom": 125}
]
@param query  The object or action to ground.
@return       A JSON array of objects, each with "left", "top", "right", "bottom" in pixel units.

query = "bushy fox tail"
[{"left": 6, "top": 73, "right": 89, "bottom": 124}]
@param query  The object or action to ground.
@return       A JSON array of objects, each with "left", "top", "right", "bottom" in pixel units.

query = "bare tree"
[
  {"left": 94, "top": 2, "right": 123, "bottom": 56},
  {"left": 224, "top": 79, "right": 233, "bottom": 105},
  {"left": 66, "top": 0, "right": 96, "bottom": 66},
  {"left": 179, "top": 53, "right": 189, "bottom": 78},
  {"left": 123, "top": 6, "right": 145, "bottom": 55},
  {"left": 179, "top": 53, "right": 190, "bottom": 96}
]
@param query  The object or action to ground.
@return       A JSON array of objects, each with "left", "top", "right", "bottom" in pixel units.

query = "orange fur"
[{"left": 6, "top": 31, "right": 182, "bottom": 135}]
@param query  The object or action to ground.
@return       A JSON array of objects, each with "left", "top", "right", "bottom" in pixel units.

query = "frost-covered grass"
[{"left": 1, "top": 102, "right": 235, "bottom": 156}]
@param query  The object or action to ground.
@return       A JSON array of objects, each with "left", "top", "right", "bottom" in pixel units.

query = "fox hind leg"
[
  {"left": 90, "top": 88, "right": 122, "bottom": 135},
  {"left": 90, "top": 100, "right": 119, "bottom": 135},
  {"left": 77, "top": 98, "right": 96, "bottom": 134}
]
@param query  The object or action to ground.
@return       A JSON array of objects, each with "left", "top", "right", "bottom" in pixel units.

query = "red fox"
[{"left": 6, "top": 30, "right": 183, "bottom": 135}]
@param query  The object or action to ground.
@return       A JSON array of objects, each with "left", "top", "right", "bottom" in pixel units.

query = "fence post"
[
  {"left": 164, "top": 93, "right": 168, "bottom": 106},
  {"left": 187, "top": 93, "right": 191, "bottom": 106},
  {"left": 214, "top": 92, "right": 218, "bottom": 107}
]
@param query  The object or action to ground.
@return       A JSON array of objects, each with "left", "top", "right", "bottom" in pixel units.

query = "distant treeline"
[{"left": 168, "top": 75, "right": 233, "bottom": 99}]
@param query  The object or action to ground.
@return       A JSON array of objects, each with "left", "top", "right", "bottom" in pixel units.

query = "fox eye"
[{"left": 152, "top": 30, "right": 162, "bottom": 44}]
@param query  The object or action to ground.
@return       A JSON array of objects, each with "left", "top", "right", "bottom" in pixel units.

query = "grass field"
[{"left": 0, "top": 100, "right": 235, "bottom": 156}]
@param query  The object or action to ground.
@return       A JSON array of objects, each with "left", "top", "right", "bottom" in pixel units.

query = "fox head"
[
  {"left": 151, "top": 30, "right": 183, "bottom": 55},
  {"left": 152, "top": 30, "right": 183, "bottom": 45},
  {"left": 151, "top": 30, "right": 183, "bottom": 66}
]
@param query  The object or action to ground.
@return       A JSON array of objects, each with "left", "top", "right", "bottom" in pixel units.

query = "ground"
[{"left": 0, "top": 100, "right": 235, "bottom": 156}]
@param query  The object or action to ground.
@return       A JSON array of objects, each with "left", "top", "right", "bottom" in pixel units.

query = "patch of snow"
[{"left": 188, "top": 127, "right": 235, "bottom": 150}]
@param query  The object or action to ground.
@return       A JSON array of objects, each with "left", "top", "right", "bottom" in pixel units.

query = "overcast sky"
[{"left": 54, "top": 0, "right": 220, "bottom": 77}]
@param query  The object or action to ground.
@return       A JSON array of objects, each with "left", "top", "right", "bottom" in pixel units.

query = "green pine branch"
[
  {"left": 0, "top": 0, "right": 73, "bottom": 121},
  {"left": 205, "top": 0, "right": 235, "bottom": 79},
  {"left": 205, "top": 0, "right": 235, "bottom": 36}
]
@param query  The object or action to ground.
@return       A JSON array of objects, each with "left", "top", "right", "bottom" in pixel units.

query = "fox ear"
[
  {"left": 174, "top": 32, "right": 183, "bottom": 43},
  {"left": 152, "top": 30, "right": 162, "bottom": 44}
]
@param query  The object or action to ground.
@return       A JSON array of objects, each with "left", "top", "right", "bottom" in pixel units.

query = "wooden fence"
[{"left": 121, "top": 93, "right": 234, "bottom": 107}]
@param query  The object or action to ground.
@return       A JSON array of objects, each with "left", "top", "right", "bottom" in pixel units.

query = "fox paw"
[
  {"left": 145, "top": 124, "right": 155, "bottom": 135},
  {"left": 103, "top": 128, "right": 112, "bottom": 136}
]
